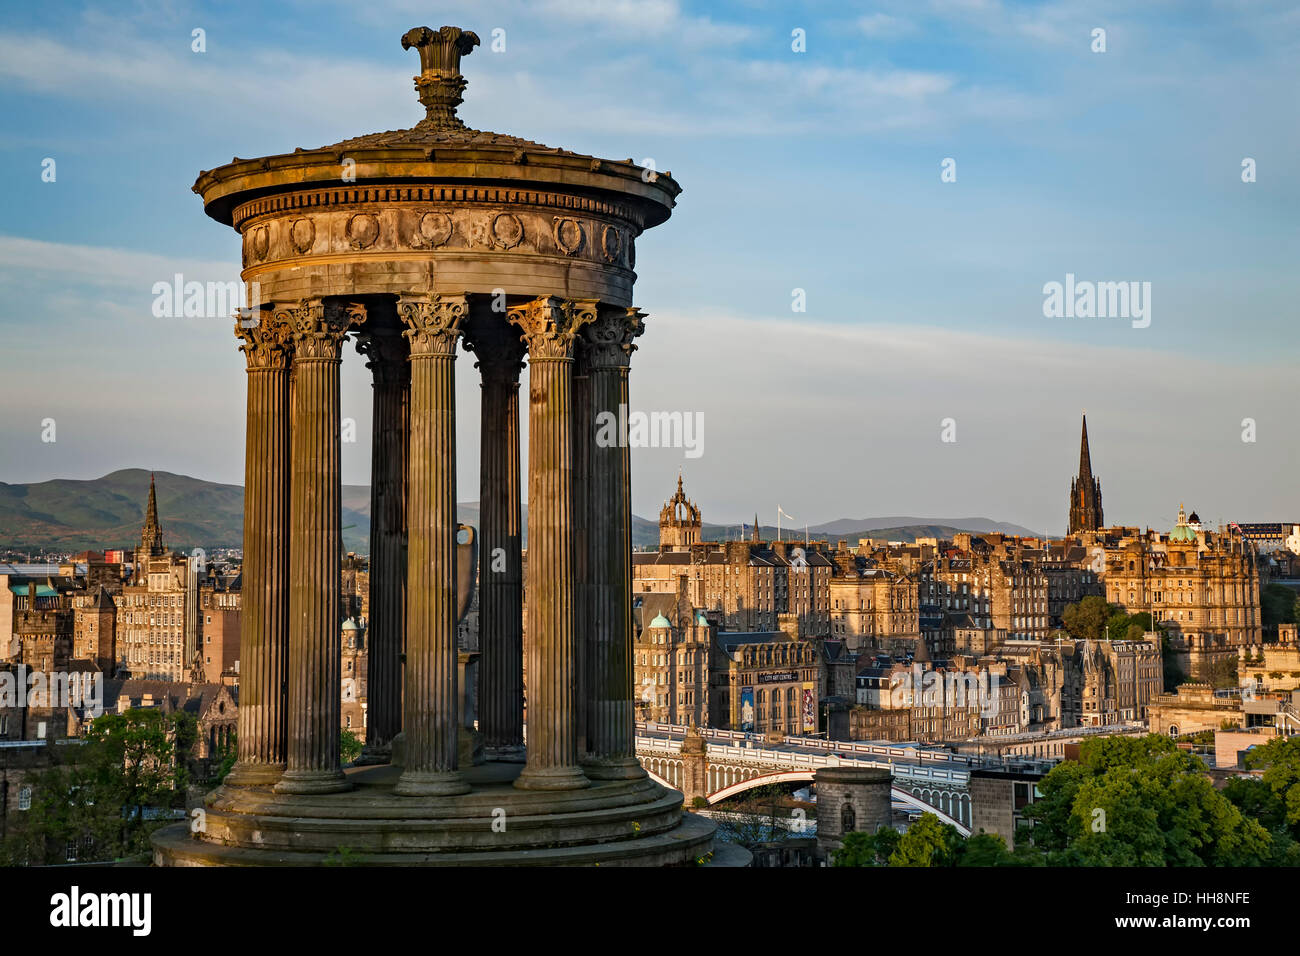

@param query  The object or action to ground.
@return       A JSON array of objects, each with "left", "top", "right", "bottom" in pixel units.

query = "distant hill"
[
  {"left": 0, "top": 470, "right": 1038, "bottom": 554},
  {"left": 0, "top": 469, "right": 374, "bottom": 554}
]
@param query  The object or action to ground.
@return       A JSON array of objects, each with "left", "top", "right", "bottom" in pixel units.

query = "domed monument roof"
[
  {"left": 649, "top": 613, "right": 672, "bottom": 629},
  {"left": 192, "top": 25, "right": 680, "bottom": 232}
]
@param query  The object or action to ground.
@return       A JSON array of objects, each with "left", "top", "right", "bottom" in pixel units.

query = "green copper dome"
[
  {"left": 1170, "top": 502, "right": 1198, "bottom": 542},
  {"left": 649, "top": 613, "right": 672, "bottom": 629}
]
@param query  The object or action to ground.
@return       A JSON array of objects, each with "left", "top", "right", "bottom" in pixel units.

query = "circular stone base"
[{"left": 152, "top": 761, "right": 723, "bottom": 867}]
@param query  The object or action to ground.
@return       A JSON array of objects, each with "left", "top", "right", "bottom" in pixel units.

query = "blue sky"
[{"left": 1, "top": 0, "right": 1296, "bottom": 534}]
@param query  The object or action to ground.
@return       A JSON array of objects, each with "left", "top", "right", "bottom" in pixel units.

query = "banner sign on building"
[
  {"left": 739, "top": 686, "right": 755, "bottom": 731},
  {"left": 801, "top": 683, "right": 817, "bottom": 734},
  {"left": 757, "top": 671, "right": 798, "bottom": 684}
]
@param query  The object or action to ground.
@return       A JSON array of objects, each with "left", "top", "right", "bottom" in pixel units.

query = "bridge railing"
[
  {"left": 634, "top": 737, "right": 972, "bottom": 785},
  {"left": 635, "top": 721, "right": 1062, "bottom": 774}
]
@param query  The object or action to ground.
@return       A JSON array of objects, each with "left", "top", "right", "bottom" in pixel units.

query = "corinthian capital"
[
  {"left": 234, "top": 307, "right": 293, "bottom": 370},
  {"left": 582, "top": 307, "right": 646, "bottom": 370},
  {"left": 462, "top": 313, "right": 526, "bottom": 386},
  {"left": 355, "top": 326, "right": 410, "bottom": 385},
  {"left": 507, "top": 296, "right": 596, "bottom": 361},
  {"left": 275, "top": 299, "right": 366, "bottom": 360},
  {"left": 399, "top": 294, "right": 466, "bottom": 356}
]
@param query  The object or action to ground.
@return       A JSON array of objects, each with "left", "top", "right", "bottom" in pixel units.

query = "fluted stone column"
[
  {"left": 275, "top": 299, "right": 363, "bottom": 795},
  {"left": 227, "top": 307, "right": 291, "bottom": 786},
  {"left": 582, "top": 307, "right": 647, "bottom": 779},
  {"left": 462, "top": 311, "right": 526, "bottom": 761},
  {"left": 355, "top": 319, "right": 409, "bottom": 764},
  {"left": 395, "top": 294, "right": 470, "bottom": 796},
  {"left": 509, "top": 296, "right": 594, "bottom": 791},
  {"left": 573, "top": 340, "right": 592, "bottom": 760}
]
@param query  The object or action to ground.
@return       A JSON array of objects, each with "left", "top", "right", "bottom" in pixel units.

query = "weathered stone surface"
[
  {"left": 166, "top": 22, "right": 704, "bottom": 866},
  {"left": 275, "top": 300, "right": 363, "bottom": 795},
  {"left": 226, "top": 310, "right": 292, "bottom": 786}
]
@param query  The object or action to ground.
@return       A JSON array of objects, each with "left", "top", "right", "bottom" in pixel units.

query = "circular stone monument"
[{"left": 151, "top": 24, "right": 722, "bottom": 866}]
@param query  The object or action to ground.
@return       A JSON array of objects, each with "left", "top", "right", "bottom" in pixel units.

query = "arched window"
[
  {"left": 841, "top": 799, "right": 856, "bottom": 833},
  {"left": 18, "top": 786, "right": 32, "bottom": 811}
]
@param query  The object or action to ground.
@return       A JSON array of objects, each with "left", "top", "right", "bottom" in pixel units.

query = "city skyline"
[{"left": 2, "top": 0, "right": 1297, "bottom": 536}]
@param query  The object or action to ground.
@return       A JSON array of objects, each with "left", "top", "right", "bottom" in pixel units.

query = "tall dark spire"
[
  {"left": 1068, "top": 414, "right": 1104, "bottom": 534},
  {"left": 1078, "top": 414, "right": 1093, "bottom": 479},
  {"left": 140, "top": 472, "right": 164, "bottom": 556}
]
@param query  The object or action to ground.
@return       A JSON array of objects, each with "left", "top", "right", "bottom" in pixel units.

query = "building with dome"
[
  {"left": 631, "top": 586, "right": 823, "bottom": 733},
  {"left": 634, "top": 475, "right": 833, "bottom": 637},
  {"left": 1097, "top": 504, "right": 1261, "bottom": 683}
]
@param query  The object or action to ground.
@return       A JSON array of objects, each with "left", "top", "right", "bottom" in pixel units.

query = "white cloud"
[
  {"left": 857, "top": 13, "right": 915, "bottom": 38},
  {"left": 0, "top": 235, "right": 236, "bottom": 290}
]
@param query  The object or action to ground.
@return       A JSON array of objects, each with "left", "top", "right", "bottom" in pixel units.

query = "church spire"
[
  {"left": 140, "top": 472, "right": 164, "bottom": 556},
  {"left": 1068, "top": 413, "right": 1104, "bottom": 534},
  {"left": 1078, "top": 413, "right": 1093, "bottom": 479}
]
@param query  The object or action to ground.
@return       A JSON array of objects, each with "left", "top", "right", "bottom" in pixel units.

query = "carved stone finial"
[{"left": 401, "top": 25, "right": 481, "bottom": 129}]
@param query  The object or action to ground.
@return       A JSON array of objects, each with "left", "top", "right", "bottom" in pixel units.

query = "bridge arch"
[{"left": 703, "top": 769, "right": 971, "bottom": 836}]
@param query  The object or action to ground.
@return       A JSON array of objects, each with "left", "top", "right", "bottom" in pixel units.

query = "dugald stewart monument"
[{"left": 152, "top": 24, "right": 723, "bottom": 866}]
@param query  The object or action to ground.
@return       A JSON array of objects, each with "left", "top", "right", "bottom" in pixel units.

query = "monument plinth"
[{"left": 152, "top": 24, "right": 720, "bottom": 866}]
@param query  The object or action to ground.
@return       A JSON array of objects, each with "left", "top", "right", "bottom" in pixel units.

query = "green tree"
[
  {"left": 340, "top": 728, "right": 364, "bottom": 765},
  {"left": 832, "top": 828, "right": 896, "bottom": 867},
  {"left": 0, "top": 708, "right": 193, "bottom": 865},
  {"left": 957, "top": 832, "right": 1016, "bottom": 867},
  {"left": 888, "top": 813, "right": 963, "bottom": 867},
  {"left": 1062, "top": 596, "right": 1113, "bottom": 643},
  {"left": 1127, "top": 611, "right": 1154, "bottom": 634},
  {"left": 1242, "top": 735, "right": 1300, "bottom": 837},
  {"left": 1020, "top": 734, "right": 1273, "bottom": 866}
]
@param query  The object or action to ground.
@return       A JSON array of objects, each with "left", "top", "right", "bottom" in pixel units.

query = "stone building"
[
  {"left": 922, "top": 547, "right": 1050, "bottom": 648},
  {"left": 1041, "top": 544, "right": 1104, "bottom": 625},
  {"left": 850, "top": 653, "right": 998, "bottom": 743},
  {"left": 634, "top": 478, "right": 833, "bottom": 638},
  {"left": 828, "top": 551, "right": 921, "bottom": 654},
  {"left": 969, "top": 767, "right": 1044, "bottom": 850},
  {"left": 197, "top": 579, "right": 241, "bottom": 684},
  {"left": 340, "top": 616, "right": 368, "bottom": 736},
  {"left": 1240, "top": 622, "right": 1300, "bottom": 694},
  {"left": 713, "top": 623, "right": 821, "bottom": 735},
  {"left": 104, "top": 679, "right": 237, "bottom": 762},
  {"left": 9, "top": 582, "right": 74, "bottom": 673},
  {"left": 814, "top": 766, "right": 892, "bottom": 862},
  {"left": 1077, "top": 637, "right": 1162, "bottom": 725},
  {"left": 115, "top": 476, "right": 200, "bottom": 682},
  {"left": 631, "top": 591, "right": 824, "bottom": 735},
  {"left": 1097, "top": 505, "right": 1261, "bottom": 682},
  {"left": 1146, "top": 682, "right": 1244, "bottom": 736},
  {"left": 72, "top": 586, "right": 117, "bottom": 675}
]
